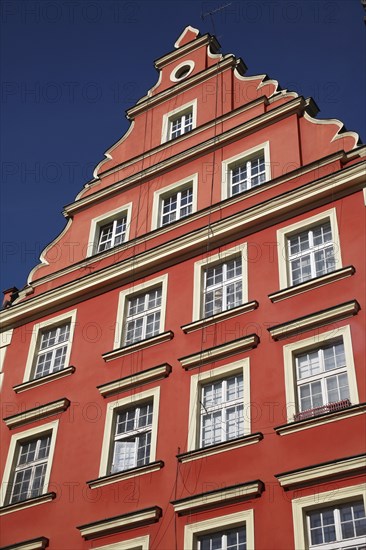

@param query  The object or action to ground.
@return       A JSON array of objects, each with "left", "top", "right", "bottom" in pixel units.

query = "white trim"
[
  {"left": 170, "top": 60, "right": 195, "bottom": 82},
  {"left": 282, "top": 325, "right": 359, "bottom": 423},
  {"left": 0, "top": 329, "right": 13, "bottom": 392},
  {"left": 221, "top": 141, "right": 271, "bottom": 200},
  {"left": 86, "top": 203, "right": 132, "bottom": 257},
  {"left": 292, "top": 483, "right": 366, "bottom": 550},
  {"left": 276, "top": 208, "right": 342, "bottom": 290},
  {"left": 303, "top": 111, "right": 359, "bottom": 150},
  {"left": 113, "top": 274, "right": 168, "bottom": 349},
  {"left": 98, "top": 387, "right": 160, "bottom": 478},
  {"left": 174, "top": 26, "right": 199, "bottom": 49},
  {"left": 0, "top": 420, "right": 59, "bottom": 507},
  {"left": 94, "top": 535, "right": 150, "bottom": 550},
  {"left": 161, "top": 99, "right": 197, "bottom": 144},
  {"left": 22, "top": 309, "right": 77, "bottom": 383},
  {"left": 193, "top": 243, "right": 248, "bottom": 322},
  {"left": 183, "top": 509, "right": 254, "bottom": 550},
  {"left": 187, "top": 359, "right": 250, "bottom": 452},
  {"left": 93, "top": 120, "right": 135, "bottom": 179},
  {"left": 151, "top": 174, "right": 198, "bottom": 230}
]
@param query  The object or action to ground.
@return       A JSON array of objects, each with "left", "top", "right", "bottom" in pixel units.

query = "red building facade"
[{"left": 1, "top": 26, "right": 365, "bottom": 550}]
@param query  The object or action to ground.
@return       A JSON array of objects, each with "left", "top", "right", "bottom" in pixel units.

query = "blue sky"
[{"left": 1, "top": 0, "right": 365, "bottom": 292}]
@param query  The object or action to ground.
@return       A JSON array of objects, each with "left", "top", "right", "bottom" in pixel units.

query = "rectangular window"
[
  {"left": 184, "top": 511, "right": 254, "bottom": 550},
  {"left": 161, "top": 100, "right": 197, "bottom": 144},
  {"left": 221, "top": 142, "right": 270, "bottom": 200},
  {"left": 200, "top": 374, "right": 244, "bottom": 447},
  {"left": 288, "top": 222, "right": 336, "bottom": 286},
  {"left": 99, "top": 388, "right": 160, "bottom": 480},
  {"left": 110, "top": 401, "right": 153, "bottom": 474},
  {"left": 282, "top": 326, "right": 358, "bottom": 425},
  {"left": 276, "top": 209, "right": 342, "bottom": 291},
  {"left": 8, "top": 435, "right": 51, "bottom": 504},
  {"left": 161, "top": 186, "right": 193, "bottom": 226},
  {"left": 198, "top": 526, "right": 246, "bottom": 550},
  {"left": 307, "top": 501, "right": 366, "bottom": 549},
  {"left": 203, "top": 258, "right": 242, "bottom": 318},
  {"left": 124, "top": 287, "right": 162, "bottom": 346},
  {"left": 33, "top": 324, "right": 70, "bottom": 379},
  {"left": 293, "top": 485, "right": 366, "bottom": 550},
  {"left": 97, "top": 216, "right": 127, "bottom": 252},
  {"left": 1, "top": 420, "right": 59, "bottom": 508},
  {"left": 169, "top": 110, "right": 193, "bottom": 140},
  {"left": 295, "top": 340, "right": 350, "bottom": 420},
  {"left": 230, "top": 153, "right": 266, "bottom": 196}
]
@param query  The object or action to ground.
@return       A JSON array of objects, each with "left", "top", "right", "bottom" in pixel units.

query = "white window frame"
[
  {"left": 292, "top": 484, "right": 366, "bottom": 550},
  {"left": 283, "top": 325, "right": 359, "bottom": 423},
  {"left": 94, "top": 536, "right": 150, "bottom": 550},
  {"left": 99, "top": 388, "right": 160, "bottom": 478},
  {"left": 276, "top": 208, "right": 342, "bottom": 290},
  {"left": 151, "top": 174, "right": 198, "bottom": 231},
  {"left": 192, "top": 244, "right": 248, "bottom": 322},
  {"left": 187, "top": 360, "right": 251, "bottom": 452},
  {"left": 161, "top": 99, "right": 197, "bottom": 144},
  {"left": 221, "top": 142, "right": 271, "bottom": 200},
  {"left": 0, "top": 420, "right": 59, "bottom": 507},
  {"left": 184, "top": 510, "right": 254, "bottom": 550},
  {"left": 23, "top": 310, "right": 77, "bottom": 382},
  {"left": 113, "top": 275, "right": 168, "bottom": 349},
  {"left": 86, "top": 203, "right": 132, "bottom": 257}
]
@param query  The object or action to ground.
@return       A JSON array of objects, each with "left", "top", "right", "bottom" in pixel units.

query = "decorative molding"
[
  {"left": 77, "top": 506, "right": 162, "bottom": 540},
  {"left": 269, "top": 266, "right": 355, "bottom": 302},
  {"left": 102, "top": 331, "right": 174, "bottom": 362},
  {"left": 13, "top": 367, "right": 75, "bottom": 394},
  {"left": 98, "top": 364, "right": 172, "bottom": 397},
  {"left": 268, "top": 300, "right": 360, "bottom": 341},
  {"left": 181, "top": 301, "right": 258, "bottom": 333},
  {"left": 171, "top": 481, "right": 264, "bottom": 515},
  {"left": 179, "top": 334, "right": 259, "bottom": 370},
  {"left": 275, "top": 454, "right": 366, "bottom": 489},
  {"left": 30, "top": 150, "right": 347, "bottom": 291},
  {"left": 1, "top": 162, "right": 365, "bottom": 331},
  {"left": 87, "top": 461, "right": 164, "bottom": 489},
  {"left": 0, "top": 537, "right": 49, "bottom": 550},
  {"left": 274, "top": 402, "right": 366, "bottom": 435},
  {"left": 3, "top": 399, "right": 70, "bottom": 429},
  {"left": 0, "top": 493, "right": 56, "bottom": 516},
  {"left": 177, "top": 433, "right": 263, "bottom": 463}
]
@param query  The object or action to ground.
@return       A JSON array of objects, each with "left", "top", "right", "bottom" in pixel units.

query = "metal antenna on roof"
[{"left": 201, "top": 2, "right": 232, "bottom": 38}]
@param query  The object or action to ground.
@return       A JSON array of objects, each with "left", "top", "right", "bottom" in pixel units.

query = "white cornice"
[
  {"left": 181, "top": 301, "right": 258, "bottom": 333},
  {"left": 0, "top": 538, "right": 49, "bottom": 550},
  {"left": 179, "top": 334, "right": 259, "bottom": 370},
  {"left": 276, "top": 454, "right": 366, "bottom": 488},
  {"left": 64, "top": 96, "right": 306, "bottom": 214},
  {"left": 268, "top": 300, "right": 360, "bottom": 341},
  {"left": 171, "top": 481, "right": 264, "bottom": 515},
  {"left": 87, "top": 461, "right": 164, "bottom": 489},
  {"left": 77, "top": 507, "right": 162, "bottom": 540},
  {"left": 177, "top": 433, "right": 263, "bottom": 463},
  {"left": 0, "top": 493, "right": 56, "bottom": 516},
  {"left": 97, "top": 364, "right": 171, "bottom": 397},
  {"left": 3, "top": 398, "right": 70, "bottom": 429},
  {"left": 102, "top": 331, "right": 174, "bottom": 362},
  {"left": 1, "top": 161, "right": 364, "bottom": 331}
]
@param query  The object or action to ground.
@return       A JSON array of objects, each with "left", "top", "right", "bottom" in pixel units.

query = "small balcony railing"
[{"left": 294, "top": 399, "right": 351, "bottom": 422}]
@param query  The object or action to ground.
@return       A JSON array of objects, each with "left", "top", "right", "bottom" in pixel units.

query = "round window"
[{"left": 170, "top": 61, "right": 195, "bottom": 82}]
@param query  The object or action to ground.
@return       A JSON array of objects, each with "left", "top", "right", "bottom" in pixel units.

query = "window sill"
[
  {"left": 0, "top": 492, "right": 56, "bottom": 516},
  {"left": 177, "top": 433, "right": 263, "bottom": 463},
  {"left": 3, "top": 398, "right": 70, "bottom": 430},
  {"left": 181, "top": 301, "right": 259, "bottom": 334},
  {"left": 87, "top": 461, "right": 164, "bottom": 489},
  {"left": 268, "top": 266, "right": 355, "bottom": 303},
  {"left": 0, "top": 536, "right": 50, "bottom": 550},
  {"left": 267, "top": 300, "right": 360, "bottom": 341},
  {"left": 98, "top": 364, "right": 172, "bottom": 398},
  {"left": 274, "top": 402, "right": 366, "bottom": 436},
  {"left": 102, "top": 331, "right": 174, "bottom": 362},
  {"left": 179, "top": 333, "right": 259, "bottom": 370},
  {"left": 13, "top": 366, "right": 75, "bottom": 394}
]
